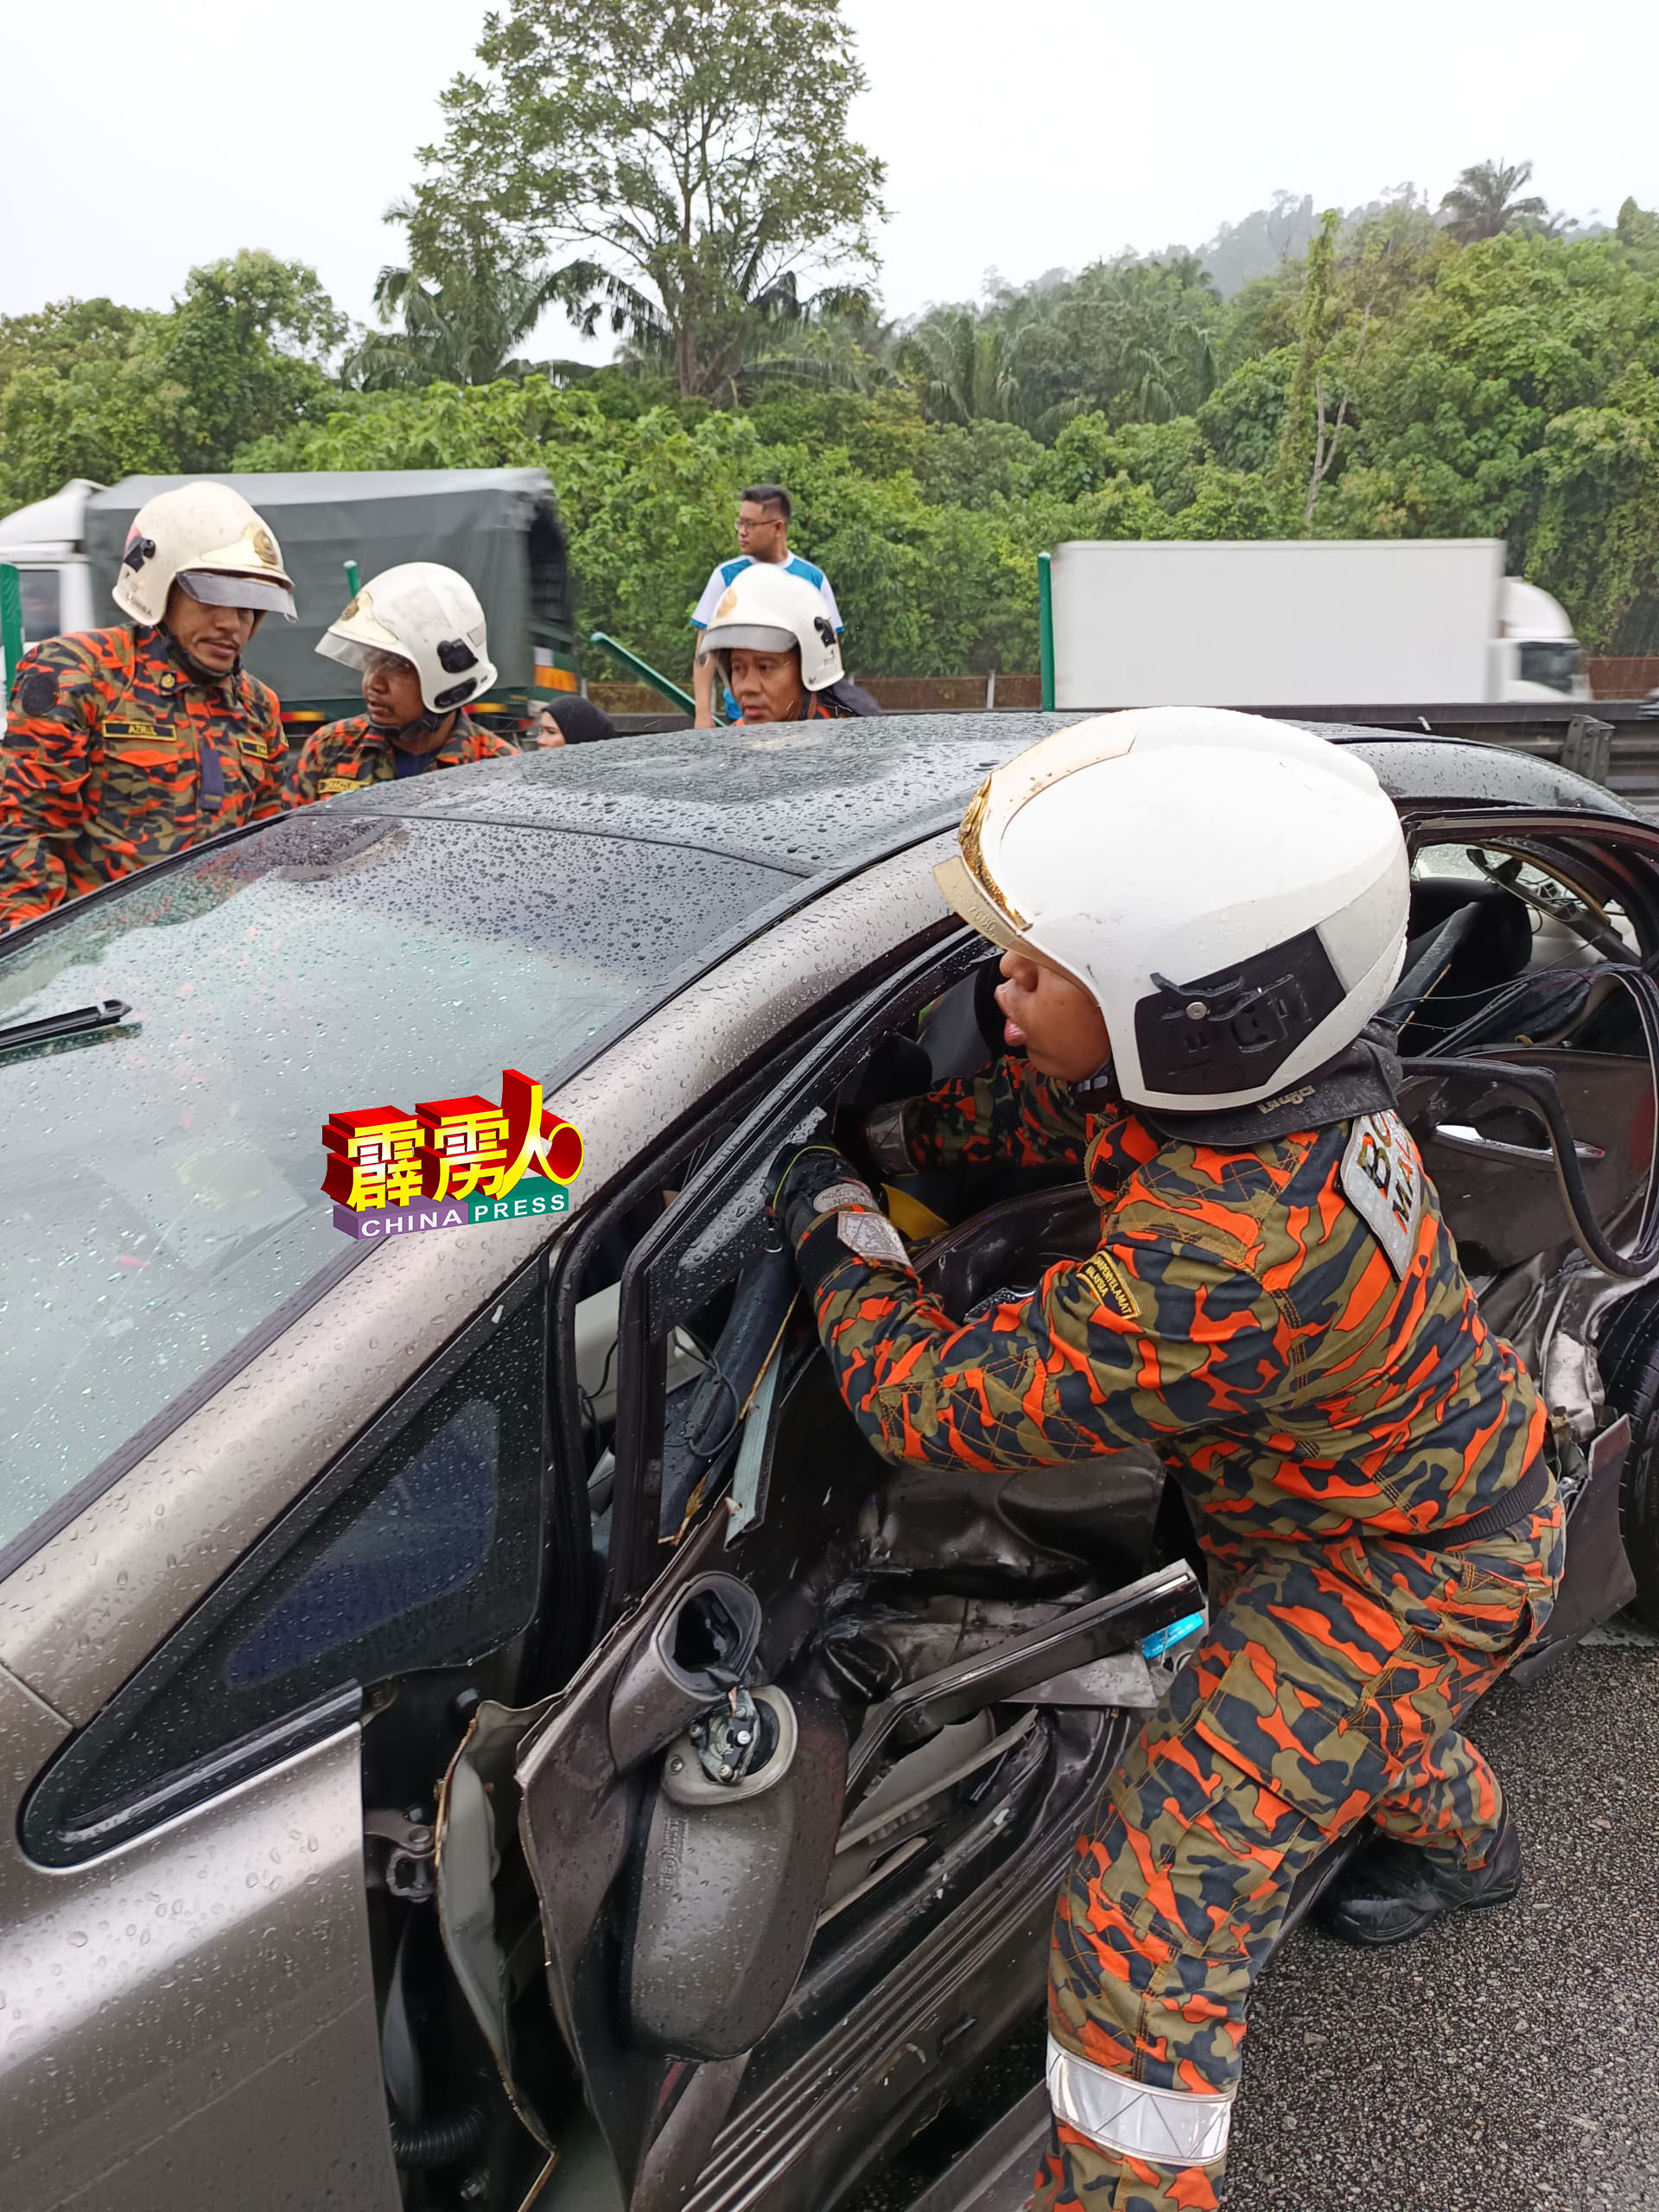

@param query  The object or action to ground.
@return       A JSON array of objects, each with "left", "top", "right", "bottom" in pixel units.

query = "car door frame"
[
  {"left": 518, "top": 926, "right": 995, "bottom": 2210},
  {"left": 598, "top": 923, "right": 985, "bottom": 1615}
]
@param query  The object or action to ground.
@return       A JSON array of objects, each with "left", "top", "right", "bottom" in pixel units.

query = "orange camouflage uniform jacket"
[
  {"left": 0, "top": 625, "right": 285, "bottom": 929},
  {"left": 798, "top": 1056, "right": 1545, "bottom": 1572},
  {"left": 285, "top": 711, "right": 518, "bottom": 806}
]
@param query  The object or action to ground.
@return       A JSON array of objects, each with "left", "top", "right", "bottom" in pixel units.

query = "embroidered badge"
[
  {"left": 17, "top": 669, "right": 58, "bottom": 715},
  {"left": 318, "top": 776, "right": 366, "bottom": 795},
  {"left": 836, "top": 1208, "right": 912, "bottom": 1270},
  {"left": 1340, "top": 1109, "right": 1422, "bottom": 1277},
  {"left": 1076, "top": 1249, "right": 1141, "bottom": 1320}
]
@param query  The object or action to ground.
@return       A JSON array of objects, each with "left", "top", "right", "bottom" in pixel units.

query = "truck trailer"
[{"left": 1044, "top": 537, "right": 1590, "bottom": 710}]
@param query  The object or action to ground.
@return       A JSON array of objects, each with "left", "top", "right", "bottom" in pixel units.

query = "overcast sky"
[{"left": 4, "top": 0, "right": 1653, "bottom": 350}]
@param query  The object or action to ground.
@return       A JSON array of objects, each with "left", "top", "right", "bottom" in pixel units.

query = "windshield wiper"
[{"left": 0, "top": 998, "right": 132, "bottom": 1054}]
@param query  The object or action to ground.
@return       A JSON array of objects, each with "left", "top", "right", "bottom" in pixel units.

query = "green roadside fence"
[
  {"left": 588, "top": 631, "right": 702, "bottom": 718},
  {"left": 1038, "top": 550, "right": 1056, "bottom": 713},
  {"left": 1, "top": 564, "right": 22, "bottom": 696}
]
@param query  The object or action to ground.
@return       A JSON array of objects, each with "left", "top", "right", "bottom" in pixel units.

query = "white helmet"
[
  {"left": 699, "top": 562, "right": 843, "bottom": 692},
  {"left": 112, "top": 481, "right": 296, "bottom": 626},
  {"left": 934, "top": 709, "right": 1409, "bottom": 1113},
  {"left": 316, "top": 563, "right": 499, "bottom": 715}
]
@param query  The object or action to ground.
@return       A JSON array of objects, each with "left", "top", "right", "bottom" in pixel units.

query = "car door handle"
[{"left": 1432, "top": 1122, "right": 1605, "bottom": 1167}]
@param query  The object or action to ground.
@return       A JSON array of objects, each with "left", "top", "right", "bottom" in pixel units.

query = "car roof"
[{"left": 315, "top": 712, "right": 1642, "bottom": 877}]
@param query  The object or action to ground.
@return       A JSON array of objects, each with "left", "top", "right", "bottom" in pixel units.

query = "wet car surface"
[{"left": 1, "top": 714, "right": 1656, "bottom": 2212}]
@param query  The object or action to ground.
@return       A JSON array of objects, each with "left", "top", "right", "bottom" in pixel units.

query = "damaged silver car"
[{"left": 0, "top": 717, "right": 1654, "bottom": 2212}]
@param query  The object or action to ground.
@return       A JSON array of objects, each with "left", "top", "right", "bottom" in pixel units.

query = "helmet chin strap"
[
  {"left": 369, "top": 708, "right": 450, "bottom": 747},
  {"left": 161, "top": 613, "right": 266, "bottom": 682}
]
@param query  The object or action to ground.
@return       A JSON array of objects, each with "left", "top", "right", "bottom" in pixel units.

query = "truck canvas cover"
[{"left": 83, "top": 469, "right": 567, "bottom": 706}]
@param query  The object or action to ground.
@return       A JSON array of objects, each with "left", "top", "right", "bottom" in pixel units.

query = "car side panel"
[{"left": 0, "top": 1699, "right": 398, "bottom": 2212}]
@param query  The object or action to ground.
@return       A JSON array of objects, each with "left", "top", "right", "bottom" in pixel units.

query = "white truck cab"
[
  {"left": 1499, "top": 575, "right": 1592, "bottom": 701},
  {"left": 0, "top": 479, "right": 102, "bottom": 648}
]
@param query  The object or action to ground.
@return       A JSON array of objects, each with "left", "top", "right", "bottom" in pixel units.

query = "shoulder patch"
[
  {"left": 1075, "top": 1249, "right": 1141, "bottom": 1321},
  {"left": 17, "top": 668, "right": 58, "bottom": 716},
  {"left": 1340, "top": 1109, "right": 1422, "bottom": 1277}
]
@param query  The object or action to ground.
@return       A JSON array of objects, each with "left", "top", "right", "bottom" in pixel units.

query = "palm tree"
[
  {"left": 896, "top": 308, "right": 1033, "bottom": 426},
  {"left": 1439, "top": 160, "right": 1551, "bottom": 245},
  {"left": 343, "top": 206, "right": 570, "bottom": 389},
  {"left": 610, "top": 270, "right": 892, "bottom": 405}
]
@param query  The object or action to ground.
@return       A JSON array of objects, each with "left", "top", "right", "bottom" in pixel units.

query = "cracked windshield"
[{"left": 0, "top": 814, "right": 785, "bottom": 1541}]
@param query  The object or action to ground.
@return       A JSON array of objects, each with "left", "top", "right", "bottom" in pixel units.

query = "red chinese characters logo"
[{"left": 323, "top": 1069, "right": 583, "bottom": 1212}]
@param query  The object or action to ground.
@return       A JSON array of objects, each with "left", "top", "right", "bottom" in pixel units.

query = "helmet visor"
[
  {"left": 179, "top": 569, "right": 296, "bottom": 621},
  {"left": 702, "top": 622, "right": 797, "bottom": 656},
  {"left": 931, "top": 853, "right": 1033, "bottom": 958}
]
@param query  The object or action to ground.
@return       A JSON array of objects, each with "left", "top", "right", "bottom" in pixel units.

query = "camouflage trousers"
[{"left": 1034, "top": 1499, "right": 1565, "bottom": 2212}]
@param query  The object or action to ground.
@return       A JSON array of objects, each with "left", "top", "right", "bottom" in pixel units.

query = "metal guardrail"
[
  {"left": 1267, "top": 702, "right": 1659, "bottom": 800},
  {"left": 588, "top": 631, "right": 699, "bottom": 717}
]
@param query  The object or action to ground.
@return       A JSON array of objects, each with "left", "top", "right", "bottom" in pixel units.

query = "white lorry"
[{"left": 1044, "top": 538, "right": 1591, "bottom": 709}]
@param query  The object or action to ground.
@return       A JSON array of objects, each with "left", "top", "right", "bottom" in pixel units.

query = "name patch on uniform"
[
  {"left": 1340, "top": 1109, "right": 1422, "bottom": 1277},
  {"left": 318, "top": 776, "right": 366, "bottom": 795},
  {"left": 238, "top": 734, "right": 275, "bottom": 759},
  {"left": 1076, "top": 1250, "right": 1141, "bottom": 1320}
]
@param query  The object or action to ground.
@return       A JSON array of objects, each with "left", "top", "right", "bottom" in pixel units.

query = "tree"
[
  {"left": 158, "top": 251, "right": 347, "bottom": 467},
  {"left": 897, "top": 308, "right": 1032, "bottom": 426},
  {"left": 345, "top": 210, "right": 572, "bottom": 390},
  {"left": 406, "top": 0, "right": 887, "bottom": 400},
  {"left": 1617, "top": 198, "right": 1659, "bottom": 277},
  {"left": 1270, "top": 210, "right": 1340, "bottom": 518},
  {"left": 0, "top": 257, "right": 347, "bottom": 509},
  {"left": 1440, "top": 159, "right": 1550, "bottom": 245},
  {"left": 0, "top": 301, "right": 176, "bottom": 509}
]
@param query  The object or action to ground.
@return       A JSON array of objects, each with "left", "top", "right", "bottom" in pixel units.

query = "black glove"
[
  {"left": 767, "top": 1139, "right": 913, "bottom": 1292},
  {"left": 767, "top": 1140, "right": 872, "bottom": 1247}
]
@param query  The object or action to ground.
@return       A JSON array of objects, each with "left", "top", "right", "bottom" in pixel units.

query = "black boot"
[{"left": 1316, "top": 1804, "right": 1522, "bottom": 1949}]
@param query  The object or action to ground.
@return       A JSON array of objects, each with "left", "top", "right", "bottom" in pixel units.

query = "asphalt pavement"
[
  {"left": 851, "top": 1622, "right": 1659, "bottom": 2212},
  {"left": 1226, "top": 1627, "right": 1659, "bottom": 2212}
]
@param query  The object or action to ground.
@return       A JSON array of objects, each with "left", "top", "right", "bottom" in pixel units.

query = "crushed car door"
[
  {"left": 514, "top": 931, "right": 1201, "bottom": 2212},
  {"left": 517, "top": 933, "right": 1020, "bottom": 2210},
  {"left": 515, "top": 1185, "right": 861, "bottom": 2212}
]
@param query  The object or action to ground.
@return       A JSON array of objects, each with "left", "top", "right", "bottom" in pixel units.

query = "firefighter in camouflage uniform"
[
  {"left": 770, "top": 709, "right": 1562, "bottom": 2212},
  {"left": 0, "top": 482, "right": 295, "bottom": 930},
  {"left": 286, "top": 563, "right": 518, "bottom": 805}
]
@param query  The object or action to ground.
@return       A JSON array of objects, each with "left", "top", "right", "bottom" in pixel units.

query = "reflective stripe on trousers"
[{"left": 1046, "top": 2036, "right": 1232, "bottom": 2167}]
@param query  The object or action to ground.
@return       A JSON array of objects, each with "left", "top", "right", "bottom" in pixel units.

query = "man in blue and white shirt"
[{"left": 691, "top": 483, "right": 842, "bottom": 727}]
